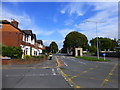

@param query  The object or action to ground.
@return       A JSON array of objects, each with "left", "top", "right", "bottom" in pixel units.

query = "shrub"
[
  {"left": 32, "top": 55, "right": 44, "bottom": 59},
  {"left": 2, "top": 45, "right": 23, "bottom": 59},
  {"left": 39, "top": 55, "right": 44, "bottom": 58},
  {"left": 24, "top": 55, "right": 31, "bottom": 59}
]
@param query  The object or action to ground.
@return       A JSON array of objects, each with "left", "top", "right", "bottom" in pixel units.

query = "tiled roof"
[
  {"left": 0, "top": 20, "right": 21, "bottom": 31},
  {"left": 36, "top": 40, "right": 43, "bottom": 45},
  {"left": 22, "top": 30, "right": 32, "bottom": 35}
]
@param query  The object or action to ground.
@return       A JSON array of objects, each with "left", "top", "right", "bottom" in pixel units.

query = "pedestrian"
[{"left": 49, "top": 54, "right": 52, "bottom": 60}]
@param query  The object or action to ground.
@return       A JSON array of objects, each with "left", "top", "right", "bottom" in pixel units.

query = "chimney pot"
[{"left": 11, "top": 19, "right": 19, "bottom": 27}]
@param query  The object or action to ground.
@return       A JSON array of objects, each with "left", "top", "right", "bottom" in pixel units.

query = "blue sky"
[{"left": 1, "top": 2, "right": 118, "bottom": 49}]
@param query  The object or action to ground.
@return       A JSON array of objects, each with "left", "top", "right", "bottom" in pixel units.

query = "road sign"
[
  {"left": 103, "top": 53, "right": 106, "bottom": 57},
  {"left": 103, "top": 53, "right": 106, "bottom": 60}
]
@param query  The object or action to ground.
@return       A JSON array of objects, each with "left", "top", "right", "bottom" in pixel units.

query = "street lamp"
[{"left": 85, "top": 20, "right": 105, "bottom": 60}]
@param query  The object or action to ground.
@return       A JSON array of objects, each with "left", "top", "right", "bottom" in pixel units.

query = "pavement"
[{"left": 2, "top": 54, "right": 119, "bottom": 89}]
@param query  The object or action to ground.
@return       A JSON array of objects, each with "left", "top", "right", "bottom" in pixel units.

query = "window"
[
  {"left": 0, "top": 24, "right": 2, "bottom": 29},
  {"left": 36, "top": 52, "right": 37, "bottom": 56},
  {"left": 26, "top": 48, "right": 28, "bottom": 55},
  {"left": 34, "top": 51, "right": 36, "bottom": 55}
]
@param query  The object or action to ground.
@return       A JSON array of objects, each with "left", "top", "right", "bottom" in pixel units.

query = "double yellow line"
[{"left": 55, "top": 56, "right": 81, "bottom": 88}]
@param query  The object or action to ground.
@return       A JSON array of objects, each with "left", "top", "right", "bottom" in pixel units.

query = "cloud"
[
  {"left": 60, "top": 10, "right": 65, "bottom": 14},
  {"left": 31, "top": 26, "right": 55, "bottom": 36},
  {"left": 64, "top": 19, "right": 74, "bottom": 25},
  {"left": 74, "top": 2, "right": 118, "bottom": 41},
  {"left": 58, "top": 28, "right": 75, "bottom": 38},
  {"left": 1, "top": 7, "right": 32, "bottom": 29},
  {"left": 60, "top": 2, "right": 88, "bottom": 16},
  {"left": 1, "top": 7, "right": 54, "bottom": 36},
  {"left": 43, "top": 40, "right": 63, "bottom": 49}
]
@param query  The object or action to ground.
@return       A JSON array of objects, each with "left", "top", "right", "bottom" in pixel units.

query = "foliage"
[
  {"left": 89, "top": 45, "right": 97, "bottom": 53},
  {"left": 24, "top": 55, "right": 32, "bottom": 59},
  {"left": 75, "top": 56, "right": 110, "bottom": 62},
  {"left": 49, "top": 41, "right": 58, "bottom": 53},
  {"left": 90, "top": 37, "right": 118, "bottom": 51},
  {"left": 63, "top": 31, "right": 89, "bottom": 54},
  {"left": 32, "top": 55, "right": 44, "bottom": 59},
  {"left": 0, "top": 44, "right": 2, "bottom": 56},
  {"left": 2, "top": 45, "right": 23, "bottom": 59}
]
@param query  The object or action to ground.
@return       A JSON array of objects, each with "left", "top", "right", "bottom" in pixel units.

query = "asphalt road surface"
[{"left": 2, "top": 54, "right": 118, "bottom": 89}]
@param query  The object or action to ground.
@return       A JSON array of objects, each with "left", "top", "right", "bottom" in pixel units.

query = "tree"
[
  {"left": 49, "top": 41, "right": 58, "bottom": 53},
  {"left": 89, "top": 45, "right": 97, "bottom": 53},
  {"left": 63, "top": 31, "right": 89, "bottom": 54},
  {"left": 90, "top": 37, "right": 118, "bottom": 51}
]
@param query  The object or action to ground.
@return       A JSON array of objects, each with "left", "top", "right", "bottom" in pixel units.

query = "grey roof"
[
  {"left": 22, "top": 30, "right": 32, "bottom": 35},
  {"left": 37, "top": 40, "right": 43, "bottom": 45},
  {"left": 32, "top": 34, "right": 36, "bottom": 41}
]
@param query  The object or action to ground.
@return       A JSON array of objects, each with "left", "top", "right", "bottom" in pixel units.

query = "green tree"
[
  {"left": 90, "top": 37, "right": 118, "bottom": 51},
  {"left": 49, "top": 41, "right": 58, "bottom": 53},
  {"left": 63, "top": 31, "right": 89, "bottom": 54},
  {"left": 89, "top": 45, "right": 97, "bottom": 53}
]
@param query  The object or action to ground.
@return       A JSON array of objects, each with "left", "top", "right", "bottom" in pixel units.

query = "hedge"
[{"left": 2, "top": 45, "right": 23, "bottom": 59}]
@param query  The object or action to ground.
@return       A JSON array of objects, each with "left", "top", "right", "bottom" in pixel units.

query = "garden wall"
[{"left": 2, "top": 56, "right": 47, "bottom": 65}]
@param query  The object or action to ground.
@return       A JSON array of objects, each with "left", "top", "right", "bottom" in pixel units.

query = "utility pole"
[{"left": 85, "top": 20, "right": 105, "bottom": 60}]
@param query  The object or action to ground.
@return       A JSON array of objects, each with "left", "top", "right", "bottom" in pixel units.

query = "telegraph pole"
[{"left": 85, "top": 20, "right": 105, "bottom": 60}]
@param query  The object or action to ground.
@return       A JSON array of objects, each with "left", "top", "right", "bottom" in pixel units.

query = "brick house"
[
  {"left": 0, "top": 20, "right": 22, "bottom": 47},
  {"left": 0, "top": 20, "right": 45, "bottom": 59}
]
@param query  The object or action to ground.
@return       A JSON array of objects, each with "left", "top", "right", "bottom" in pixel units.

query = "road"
[{"left": 2, "top": 54, "right": 118, "bottom": 89}]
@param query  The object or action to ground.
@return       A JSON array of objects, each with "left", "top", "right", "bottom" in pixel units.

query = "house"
[
  {"left": 0, "top": 19, "right": 45, "bottom": 59},
  {"left": 36, "top": 40, "right": 44, "bottom": 55},
  {"left": 0, "top": 20, "right": 22, "bottom": 47}
]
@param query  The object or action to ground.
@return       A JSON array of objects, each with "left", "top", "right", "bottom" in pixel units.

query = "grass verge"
[{"left": 75, "top": 56, "right": 111, "bottom": 62}]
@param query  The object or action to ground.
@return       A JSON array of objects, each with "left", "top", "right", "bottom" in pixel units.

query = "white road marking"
[
  {"left": 62, "top": 56, "right": 65, "bottom": 58},
  {"left": 64, "top": 62, "right": 68, "bottom": 66},
  {"left": 78, "top": 61, "right": 86, "bottom": 64},
  {"left": 61, "top": 60, "right": 68, "bottom": 66},
  {"left": 57, "top": 68, "right": 61, "bottom": 75},
  {"left": 52, "top": 68, "right": 56, "bottom": 75},
  {"left": 5, "top": 73, "right": 57, "bottom": 77}
]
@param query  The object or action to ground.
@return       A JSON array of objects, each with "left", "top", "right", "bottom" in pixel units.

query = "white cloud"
[
  {"left": 74, "top": 2, "right": 118, "bottom": 41},
  {"left": 43, "top": 40, "right": 63, "bottom": 49},
  {"left": 60, "top": 2, "right": 87, "bottom": 16},
  {"left": 1, "top": 7, "right": 32, "bottom": 29},
  {"left": 64, "top": 19, "right": 74, "bottom": 25},
  {"left": 1, "top": 7, "right": 54, "bottom": 36},
  {"left": 31, "top": 26, "right": 55, "bottom": 36},
  {"left": 58, "top": 28, "right": 75, "bottom": 37},
  {"left": 60, "top": 10, "right": 65, "bottom": 14}
]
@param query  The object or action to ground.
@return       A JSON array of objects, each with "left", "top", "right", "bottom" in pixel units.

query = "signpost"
[{"left": 103, "top": 53, "right": 106, "bottom": 60}]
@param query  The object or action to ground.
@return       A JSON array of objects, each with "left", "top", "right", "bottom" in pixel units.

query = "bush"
[
  {"left": 39, "top": 55, "right": 44, "bottom": 58},
  {"left": 2, "top": 46, "right": 23, "bottom": 59},
  {"left": 24, "top": 55, "right": 32, "bottom": 59},
  {"left": 32, "top": 55, "right": 44, "bottom": 59}
]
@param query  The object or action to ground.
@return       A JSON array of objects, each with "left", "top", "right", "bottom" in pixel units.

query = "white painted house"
[{"left": 21, "top": 30, "right": 44, "bottom": 59}]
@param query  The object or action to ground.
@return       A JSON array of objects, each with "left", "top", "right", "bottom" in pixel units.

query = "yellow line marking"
[
  {"left": 69, "top": 67, "right": 96, "bottom": 80},
  {"left": 58, "top": 67, "right": 81, "bottom": 88},
  {"left": 55, "top": 56, "right": 81, "bottom": 88},
  {"left": 100, "top": 63, "right": 118, "bottom": 87}
]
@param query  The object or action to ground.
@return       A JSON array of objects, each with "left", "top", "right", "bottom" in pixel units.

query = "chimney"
[{"left": 11, "top": 19, "right": 19, "bottom": 27}]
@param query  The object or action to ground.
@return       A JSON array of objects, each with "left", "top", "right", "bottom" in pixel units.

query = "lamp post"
[{"left": 85, "top": 20, "right": 105, "bottom": 60}]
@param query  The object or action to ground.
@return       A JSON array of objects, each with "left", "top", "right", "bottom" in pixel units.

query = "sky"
[{"left": 1, "top": 2, "right": 118, "bottom": 49}]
